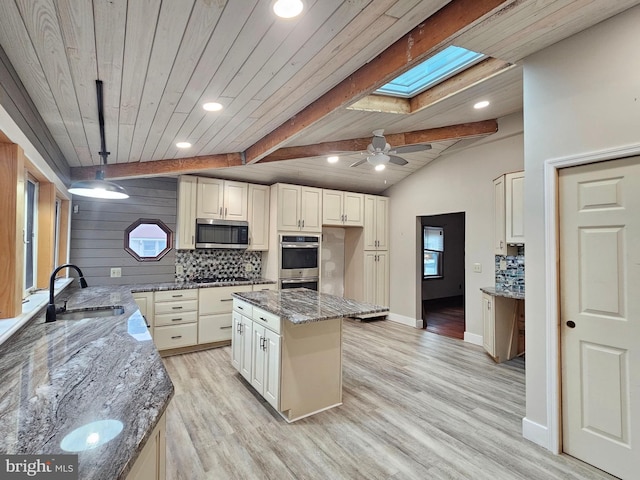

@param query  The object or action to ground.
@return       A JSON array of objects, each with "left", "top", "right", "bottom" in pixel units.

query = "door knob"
[{"left": 566, "top": 320, "right": 576, "bottom": 328}]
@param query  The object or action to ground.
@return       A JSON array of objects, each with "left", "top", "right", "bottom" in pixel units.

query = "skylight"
[{"left": 376, "top": 46, "right": 485, "bottom": 98}]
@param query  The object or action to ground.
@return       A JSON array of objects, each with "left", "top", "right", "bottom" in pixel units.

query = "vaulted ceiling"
[{"left": 1, "top": 0, "right": 638, "bottom": 194}]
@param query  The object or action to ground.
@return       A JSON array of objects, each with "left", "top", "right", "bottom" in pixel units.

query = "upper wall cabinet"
[
  {"left": 247, "top": 184, "right": 270, "bottom": 251},
  {"left": 493, "top": 171, "right": 524, "bottom": 255},
  {"left": 274, "top": 183, "right": 322, "bottom": 232},
  {"left": 505, "top": 172, "right": 525, "bottom": 244},
  {"left": 364, "top": 195, "right": 389, "bottom": 250},
  {"left": 176, "top": 176, "right": 197, "bottom": 250},
  {"left": 196, "top": 178, "right": 248, "bottom": 221},
  {"left": 322, "top": 190, "right": 364, "bottom": 227}
]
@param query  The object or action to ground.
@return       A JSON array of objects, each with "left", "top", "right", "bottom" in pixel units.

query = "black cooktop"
[{"left": 193, "top": 276, "right": 249, "bottom": 283}]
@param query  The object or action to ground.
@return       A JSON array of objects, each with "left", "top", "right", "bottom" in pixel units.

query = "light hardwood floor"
[{"left": 162, "top": 319, "right": 616, "bottom": 480}]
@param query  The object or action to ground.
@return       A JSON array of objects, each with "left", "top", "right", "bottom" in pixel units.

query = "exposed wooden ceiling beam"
[
  {"left": 260, "top": 120, "right": 498, "bottom": 163},
  {"left": 244, "top": 0, "right": 514, "bottom": 164},
  {"left": 346, "top": 95, "right": 410, "bottom": 115},
  {"left": 70, "top": 153, "right": 243, "bottom": 181}
]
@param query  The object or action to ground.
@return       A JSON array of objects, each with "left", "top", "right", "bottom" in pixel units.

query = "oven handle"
[
  {"left": 281, "top": 243, "right": 319, "bottom": 248},
  {"left": 281, "top": 277, "right": 319, "bottom": 284}
]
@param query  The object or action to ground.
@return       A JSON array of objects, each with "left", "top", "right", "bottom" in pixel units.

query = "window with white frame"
[
  {"left": 24, "top": 176, "right": 38, "bottom": 293},
  {"left": 423, "top": 226, "right": 443, "bottom": 278}
]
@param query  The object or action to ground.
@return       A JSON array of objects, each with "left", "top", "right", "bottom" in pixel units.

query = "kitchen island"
[{"left": 231, "top": 288, "right": 388, "bottom": 422}]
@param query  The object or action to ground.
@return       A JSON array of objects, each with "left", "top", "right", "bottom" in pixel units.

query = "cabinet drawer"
[
  {"left": 233, "top": 299, "right": 253, "bottom": 317},
  {"left": 155, "top": 289, "right": 198, "bottom": 302},
  {"left": 154, "top": 299, "right": 198, "bottom": 315},
  {"left": 198, "top": 313, "right": 233, "bottom": 343},
  {"left": 199, "top": 285, "right": 252, "bottom": 315},
  {"left": 252, "top": 307, "right": 281, "bottom": 334},
  {"left": 154, "top": 324, "right": 198, "bottom": 350},
  {"left": 155, "top": 310, "right": 198, "bottom": 327}
]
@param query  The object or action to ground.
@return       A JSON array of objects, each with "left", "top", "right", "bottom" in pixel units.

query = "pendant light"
[{"left": 68, "top": 80, "right": 129, "bottom": 199}]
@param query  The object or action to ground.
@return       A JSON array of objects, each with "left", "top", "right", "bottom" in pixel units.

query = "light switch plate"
[
  {"left": 473, "top": 263, "right": 482, "bottom": 273},
  {"left": 110, "top": 267, "right": 121, "bottom": 278},
  {"left": 500, "top": 259, "right": 507, "bottom": 270},
  {"left": 176, "top": 265, "right": 184, "bottom": 275}
]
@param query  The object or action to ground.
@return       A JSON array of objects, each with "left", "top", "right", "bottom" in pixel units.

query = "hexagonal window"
[{"left": 124, "top": 219, "right": 173, "bottom": 262}]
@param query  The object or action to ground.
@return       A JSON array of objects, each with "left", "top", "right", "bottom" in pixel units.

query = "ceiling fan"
[{"left": 349, "top": 129, "right": 431, "bottom": 169}]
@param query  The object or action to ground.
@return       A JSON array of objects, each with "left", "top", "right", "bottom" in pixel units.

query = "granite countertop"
[
  {"left": 0, "top": 285, "right": 174, "bottom": 480},
  {"left": 131, "top": 277, "right": 276, "bottom": 292},
  {"left": 480, "top": 286, "right": 526, "bottom": 300},
  {"left": 232, "top": 288, "right": 389, "bottom": 324}
]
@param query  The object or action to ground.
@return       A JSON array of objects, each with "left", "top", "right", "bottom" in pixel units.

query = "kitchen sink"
[{"left": 55, "top": 306, "right": 125, "bottom": 321}]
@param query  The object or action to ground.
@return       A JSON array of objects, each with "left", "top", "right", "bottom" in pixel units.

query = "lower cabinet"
[
  {"left": 126, "top": 412, "right": 166, "bottom": 480},
  {"left": 132, "top": 291, "right": 154, "bottom": 339},
  {"left": 153, "top": 289, "right": 198, "bottom": 351},
  {"left": 363, "top": 251, "right": 389, "bottom": 307},
  {"left": 199, "top": 285, "right": 252, "bottom": 344},
  {"left": 251, "top": 324, "right": 281, "bottom": 410},
  {"left": 482, "top": 292, "right": 522, "bottom": 363},
  {"left": 482, "top": 293, "right": 495, "bottom": 357},
  {"left": 231, "top": 309, "right": 254, "bottom": 381}
]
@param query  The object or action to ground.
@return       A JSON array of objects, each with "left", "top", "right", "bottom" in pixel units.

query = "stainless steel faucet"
[{"left": 45, "top": 264, "right": 88, "bottom": 322}]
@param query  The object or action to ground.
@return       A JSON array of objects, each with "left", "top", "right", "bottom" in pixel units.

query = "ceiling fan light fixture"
[
  {"left": 368, "top": 152, "right": 390, "bottom": 166},
  {"left": 273, "top": 0, "right": 303, "bottom": 18},
  {"left": 327, "top": 155, "right": 339, "bottom": 163},
  {"left": 374, "top": 164, "right": 386, "bottom": 172},
  {"left": 69, "top": 170, "right": 129, "bottom": 200}
]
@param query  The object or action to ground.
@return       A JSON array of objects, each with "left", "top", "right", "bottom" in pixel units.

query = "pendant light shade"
[
  {"left": 69, "top": 80, "right": 129, "bottom": 200},
  {"left": 69, "top": 170, "right": 129, "bottom": 199}
]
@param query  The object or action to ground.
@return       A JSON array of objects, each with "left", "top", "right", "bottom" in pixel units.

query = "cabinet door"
[
  {"left": 176, "top": 176, "right": 197, "bottom": 249},
  {"left": 223, "top": 180, "right": 248, "bottom": 221},
  {"left": 247, "top": 184, "right": 270, "bottom": 250},
  {"left": 300, "top": 186, "right": 322, "bottom": 232},
  {"left": 133, "top": 291, "right": 154, "bottom": 336},
  {"left": 277, "top": 184, "right": 301, "bottom": 230},
  {"left": 125, "top": 413, "right": 165, "bottom": 480},
  {"left": 322, "top": 189, "right": 344, "bottom": 226},
  {"left": 363, "top": 195, "right": 377, "bottom": 249},
  {"left": 363, "top": 252, "right": 377, "bottom": 304},
  {"left": 231, "top": 311, "right": 242, "bottom": 371},
  {"left": 196, "top": 177, "right": 224, "bottom": 219},
  {"left": 240, "top": 315, "right": 253, "bottom": 381},
  {"left": 493, "top": 176, "right": 507, "bottom": 255},
  {"left": 251, "top": 324, "right": 266, "bottom": 394},
  {"left": 375, "top": 251, "right": 389, "bottom": 307},
  {"left": 198, "top": 313, "right": 233, "bottom": 343},
  {"left": 505, "top": 171, "right": 525, "bottom": 244},
  {"left": 374, "top": 197, "right": 389, "bottom": 250},
  {"left": 482, "top": 294, "right": 495, "bottom": 356},
  {"left": 263, "top": 328, "right": 281, "bottom": 410},
  {"left": 343, "top": 192, "right": 364, "bottom": 226}
]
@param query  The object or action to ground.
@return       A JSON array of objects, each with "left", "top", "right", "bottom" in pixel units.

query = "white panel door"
[{"left": 559, "top": 156, "right": 640, "bottom": 479}]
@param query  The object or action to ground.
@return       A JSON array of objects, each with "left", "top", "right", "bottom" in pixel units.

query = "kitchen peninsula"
[{"left": 231, "top": 288, "right": 388, "bottom": 422}]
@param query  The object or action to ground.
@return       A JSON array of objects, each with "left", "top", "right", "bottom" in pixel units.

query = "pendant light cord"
[{"left": 96, "top": 80, "right": 109, "bottom": 179}]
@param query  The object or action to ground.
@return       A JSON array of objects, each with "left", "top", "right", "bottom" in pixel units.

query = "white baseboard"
[
  {"left": 387, "top": 312, "right": 421, "bottom": 328},
  {"left": 463, "top": 331, "right": 483, "bottom": 346},
  {"left": 522, "top": 417, "right": 550, "bottom": 449}
]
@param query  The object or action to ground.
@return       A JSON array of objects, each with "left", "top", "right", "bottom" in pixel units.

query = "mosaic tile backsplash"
[
  {"left": 175, "top": 249, "right": 262, "bottom": 282},
  {"left": 495, "top": 246, "right": 525, "bottom": 292}
]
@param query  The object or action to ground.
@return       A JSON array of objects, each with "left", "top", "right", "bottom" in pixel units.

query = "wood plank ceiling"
[{"left": 0, "top": 0, "right": 639, "bottom": 194}]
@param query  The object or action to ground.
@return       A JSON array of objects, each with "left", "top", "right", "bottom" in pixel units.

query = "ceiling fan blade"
[
  {"left": 388, "top": 154, "right": 408, "bottom": 166},
  {"left": 392, "top": 143, "right": 432, "bottom": 154},
  {"left": 349, "top": 158, "right": 367, "bottom": 167}
]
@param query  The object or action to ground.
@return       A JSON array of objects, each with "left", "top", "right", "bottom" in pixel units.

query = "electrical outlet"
[
  {"left": 110, "top": 267, "right": 121, "bottom": 278},
  {"left": 473, "top": 263, "right": 482, "bottom": 273},
  {"left": 244, "top": 263, "right": 254, "bottom": 272},
  {"left": 176, "top": 265, "right": 184, "bottom": 275},
  {"left": 499, "top": 259, "right": 507, "bottom": 270}
]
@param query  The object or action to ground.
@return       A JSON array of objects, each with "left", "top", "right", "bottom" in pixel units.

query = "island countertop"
[
  {"left": 232, "top": 288, "right": 389, "bottom": 324},
  {"left": 0, "top": 285, "right": 174, "bottom": 480},
  {"left": 480, "top": 286, "right": 526, "bottom": 300}
]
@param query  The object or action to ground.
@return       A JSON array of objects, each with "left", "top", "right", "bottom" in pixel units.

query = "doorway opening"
[{"left": 419, "top": 212, "right": 465, "bottom": 339}]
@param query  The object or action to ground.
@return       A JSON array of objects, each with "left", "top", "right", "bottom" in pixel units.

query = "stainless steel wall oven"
[{"left": 279, "top": 234, "right": 320, "bottom": 290}]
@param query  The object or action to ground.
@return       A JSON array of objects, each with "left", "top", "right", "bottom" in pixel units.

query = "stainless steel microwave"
[{"left": 195, "top": 219, "right": 249, "bottom": 249}]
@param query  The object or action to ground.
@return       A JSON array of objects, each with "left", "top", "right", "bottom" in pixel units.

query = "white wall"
[
  {"left": 523, "top": 4, "right": 640, "bottom": 447},
  {"left": 386, "top": 112, "right": 524, "bottom": 336}
]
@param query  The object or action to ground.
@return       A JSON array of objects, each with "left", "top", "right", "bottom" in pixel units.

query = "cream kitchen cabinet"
[
  {"left": 198, "top": 285, "right": 252, "bottom": 344},
  {"left": 322, "top": 189, "right": 364, "bottom": 226},
  {"left": 494, "top": 171, "right": 524, "bottom": 254},
  {"left": 247, "top": 184, "right": 270, "bottom": 250},
  {"left": 274, "top": 183, "right": 322, "bottom": 232},
  {"left": 250, "top": 322, "right": 281, "bottom": 410},
  {"left": 176, "top": 175, "right": 197, "bottom": 250},
  {"left": 364, "top": 195, "right": 389, "bottom": 250},
  {"left": 363, "top": 251, "right": 389, "bottom": 307},
  {"left": 153, "top": 289, "right": 198, "bottom": 351},
  {"left": 132, "top": 291, "right": 154, "bottom": 338},
  {"left": 505, "top": 171, "right": 525, "bottom": 244},
  {"left": 482, "top": 293, "right": 495, "bottom": 357},
  {"left": 481, "top": 291, "right": 521, "bottom": 363},
  {"left": 232, "top": 301, "right": 254, "bottom": 381},
  {"left": 125, "top": 412, "right": 166, "bottom": 480},
  {"left": 196, "top": 177, "right": 248, "bottom": 221}
]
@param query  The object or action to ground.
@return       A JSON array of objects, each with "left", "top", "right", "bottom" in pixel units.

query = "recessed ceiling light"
[
  {"left": 176, "top": 142, "right": 191, "bottom": 149},
  {"left": 474, "top": 100, "right": 490, "bottom": 109},
  {"left": 202, "top": 102, "right": 223, "bottom": 112},
  {"left": 273, "top": 0, "right": 303, "bottom": 18},
  {"left": 327, "top": 156, "right": 339, "bottom": 164},
  {"left": 375, "top": 164, "right": 386, "bottom": 171}
]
